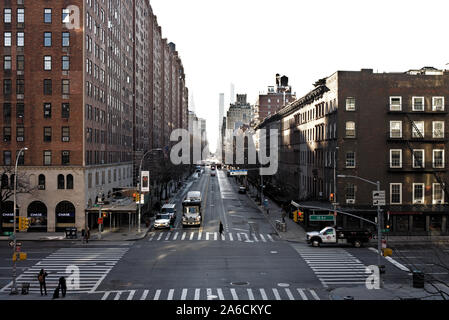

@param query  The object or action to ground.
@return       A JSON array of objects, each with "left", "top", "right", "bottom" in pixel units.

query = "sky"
[{"left": 150, "top": 0, "right": 449, "bottom": 152}]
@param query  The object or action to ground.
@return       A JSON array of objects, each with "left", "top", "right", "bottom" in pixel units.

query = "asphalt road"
[{"left": 1, "top": 167, "right": 448, "bottom": 300}]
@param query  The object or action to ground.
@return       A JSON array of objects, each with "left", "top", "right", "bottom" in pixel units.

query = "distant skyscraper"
[
  {"left": 219, "top": 93, "right": 225, "bottom": 130},
  {"left": 230, "top": 83, "right": 235, "bottom": 104}
]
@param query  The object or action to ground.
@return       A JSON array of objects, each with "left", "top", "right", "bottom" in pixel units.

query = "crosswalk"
[
  {"left": 147, "top": 231, "right": 277, "bottom": 243},
  {"left": 293, "top": 246, "right": 369, "bottom": 288},
  {"left": 95, "top": 287, "right": 323, "bottom": 301},
  {"left": 0, "top": 248, "right": 129, "bottom": 294}
]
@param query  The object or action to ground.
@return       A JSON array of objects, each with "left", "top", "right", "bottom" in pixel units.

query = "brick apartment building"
[
  {"left": 254, "top": 74, "right": 295, "bottom": 125},
  {"left": 0, "top": 0, "right": 189, "bottom": 233},
  {"left": 257, "top": 67, "right": 449, "bottom": 235}
]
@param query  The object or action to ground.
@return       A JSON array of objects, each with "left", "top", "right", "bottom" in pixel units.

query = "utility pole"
[
  {"left": 376, "top": 180, "right": 382, "bottom": 272},
  {"left": 98, "top": 190, "right": 103, "bottom": 240},
  {"left": 333, "top": 147, "right": 339, "bottom": 226}
]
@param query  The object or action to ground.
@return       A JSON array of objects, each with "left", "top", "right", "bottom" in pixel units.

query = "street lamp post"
[
  {"left": 337, "top": 174, "right": 382, "bottom": 272},
  {"left": 333, "top": 147, "right": 339, "bottom": 226},
  {"left": 10, "top": 146, "right": 28, "bottom": 295},
  {"left": 138, "top": 148, "right": 162, "bottom": 233}
]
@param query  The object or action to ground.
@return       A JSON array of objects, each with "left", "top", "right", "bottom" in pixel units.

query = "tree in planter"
[{"left": 0, "top": 166, "right": 36, "bottom": 234}]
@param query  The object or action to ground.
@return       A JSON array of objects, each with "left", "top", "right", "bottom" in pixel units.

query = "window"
[
  {"left": 433, "top": 183, "right": 444, "bottom": 204},
  {"left": 412, "top": 97, "right": 424, "bottom": 111},
  {"left": 389, "top": 121, "right": 402, "bottom": 138},
  {"left": 43, "top": 151, "right": 51, "bottom": 165},
  {"left": 16, "top": 55, "right": 24, "bottom": 70},
  {"left": 66, "top": 174, "right": 74, "bottom": 189},
  {"left": 62, "top": 32, "right": 70, "bottom": 46},
  {"left": 390, "top": 183, "right": 402, "bottom": 204},
  {"left": 43, "top": 103, "right": 51, "bottom": 118},
  {"left": 412, "top": 121, "right": 424, "bottom": 138},
  {"left": 44, "top": 32, "right": 52, "bottom": 46},
  {"left": 3, "top": 151, "right": 11, "bottom": 166},
  {"left": 4, "top": 56, "right": 11, "bottom": 70},
  {"left": 390, "top": 96, "right": 402, "bottom": 111},
  {"left": 16, "top": 126, "right": 24, "bottom": 142},
  {"left": 433, "top": 121, "right": 444, "bottom": 138},
  {"left": 62, "top": 151, "right": 70, "bottom": 165},
  {"left": 3, "top": 79, "right": 11, "bottom": 95},
  {"left": 62, "top": 103, "right": 70, "bottom": 118},
  {"left": 44, "top": 9, "right": 52, "bottom": 23},
  {"left": 16, "top": 79, "right": 24, "bottom": 94},
  {"left": 17, "top": 32, "right": 24, "bottom": 46},
  {"left": 62, "top": 79, "right": 69, "bottom": 94},
  {"left": 3, "top": 103, "right": 11, "bottom": 121},
  {"left": 346, "top": 97, "right": 356, "bottom": 111},
  {"left": 413, "top": 183, "right": 425, "bottom": 204},
  {"left": 16, "top": 103, "right": 24, "bottom": 119},
  {"left": 44, "top": 56, "right": 51, "bottom": 70},
  {"left": 62, "top": 127, "right": 70, "bottom": 142},
  {"left": 346, "top": 183, "right": 355, "bottom": 201},
  {"left": 62, "top": 9, "right": 70, "bottom": 23},
  {"left": 43, "top": 127, "right": 51, "bottom": 142},
  {"left": 17, "top": 150, "right": 24, "bottom": 165},
  {"left": 390, "top": 149, "right": 402, "bottom": 168},
  {"left": 3, "top": 127, "right": 11, "bottom": 142},
  {"left": 62, "top": 56, "right": 69, "bottom": 70},
  {"left": 345, "top": 121, "right": 355, "bottom": 138},
  {"left": 17, "top": 9, "right": 24, "bottom": 23},
  {"left": 433, "top": 149, "right": 444, "bottom": 168},
  {"left": 346, "top": 152, "right": 356, "bottom": 168},
  {"left": 43, "top": 79, "right": 52, "bottom": 95},
  {"left": 38, "top": 174, "right": 46, "bottom": 189},
  {"left": 57, "top": 174, "right": 65, "bottom": 189},
  {"left": 4, "top": 32, "right": 11, "bottom": 46},
  {"left": 432, "top": 97, "right": 444, "bottom": 111},
  {"left": 4, "top": 9, "right": 11, "bottom": 23},
  {"left": 412, "top": 149, "right": 425, "bottom": 168}
]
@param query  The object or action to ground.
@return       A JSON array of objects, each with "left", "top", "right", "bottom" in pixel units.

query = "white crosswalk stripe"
[
  {"left": 294, "top": 246, "right": 370, "bottom": 287},
  {"left": 0, "top": 247, "right": 129, "bottom": 294},
  {"left": 148, "top": 231, "right": 278, "bottom": 243},
  {"left": 94, "top": 287, "right": 324, "bottom": 300}
]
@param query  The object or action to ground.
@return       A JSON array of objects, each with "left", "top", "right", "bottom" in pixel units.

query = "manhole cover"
[
  {"left": 277, "top": 283, "right": 290, "bottom": 287},
  {"left": 270, "top": 251, "right": 278, "bottom": 254},
  {"left": 231, "top": 282, "right": 249, "bottom": 286},
  {"left": 207, "top": 295, "right": 218, "bottom": 300}
]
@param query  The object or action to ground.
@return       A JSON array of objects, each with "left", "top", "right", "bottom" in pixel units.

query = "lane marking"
[
  {"left": 297, "top": 288, "right": 307, "bottom": 300},
  {"left": 173, "top": 232, "right": 179, "bottom": 240},
  {"left": 259, "top": 234, "right": 266, "bottom": 242},
  {"left": 101, "top": 292, "right": 110, "bottom": 300},
  {"left": 181, "top": 289, "right": 188, "bottom": 300},
  {"left": 310, "top": 290, "right": 320, "bottom": 300},
  {"left": 230, "top": 288, "right": 238, "bottom": 300},
  {"left": 181, "top": 233, "right": 186, "bottom": 240},
  {"left": 154, "top": 289, "right": 161, "bottom": 300},
  {"left": 247, "top": 288, "right": 254, "bottom": 300},
  {"left": 140, "top": 290, "right": 149, "bottom": 300},
  {"left": 267, "top": 234, "right": 274, "bottom": 242},
  {"left": 167, "top": 289, "right": 174, "bottom": 300},
  {"left": 229, "top": 233, "right": 233, "bottom": 241},
  {"left": 127, "top": 290, "right": 135, "bottom": 300},
  {"left": 198, "top": 232, "right": 202, "bottom": 240},
  {"left": 114, "top": 291, "right": 122, "bottom": 300},
  {"left": 272, "top": 288, "right": 281, "bottom": 300},
  {"left": 165, "top": 233, "right": 171, "bottom": 241},
  {"left": 194, "top": 288, "right": 200, "bottom": 300},
  {"left": 285, "top": 288, "right": 294, "bottom": 300},
  {"left": 217, "top": 288, "right": 224, "bottom": 300},
  {"left": 260, "top": 288, "right": 268, "bottom": 300},
  {"left": 190, "top": 232, "right": 194, "bottom": 240},
  {"left": 157, "top": 233, "right": 163, "bottom": 241}
]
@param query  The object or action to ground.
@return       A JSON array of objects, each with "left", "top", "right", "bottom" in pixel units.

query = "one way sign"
[{"left": 373, "top": 191, "right": 385, "bottom": 206}]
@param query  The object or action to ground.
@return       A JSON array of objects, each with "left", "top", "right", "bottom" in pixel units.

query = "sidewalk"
[{"left": 329, "top": 283, "right": 448, "bottom": 300}]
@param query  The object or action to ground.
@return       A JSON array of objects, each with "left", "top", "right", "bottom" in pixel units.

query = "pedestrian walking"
[
  {"left": 86, "top": 227, "right": 90, "bottom": 244},
  {"left": 81, "top": 229, "right": 85, "bottom": 244},
  {"left": 58, "top": 277, "right": 67, "bottom": 298},
  {"left": 38, "top": 269, "right": 48, "bottom": 296},
  {"left": 219, "top": 221, "right": 224, "bottom": 239}
]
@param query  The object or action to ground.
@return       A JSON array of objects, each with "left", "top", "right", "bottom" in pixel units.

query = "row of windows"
[
  {"left": 3, "top": 126, "right": 70, "bottom": 143},
  {"left": 295, "top": 98, "right": 337, "bottom": 125},
  {"left": 345, "top": 96, "right": 445, "bottom": 112},
  {"left": 390, "top": 149, "right": 444, "bottom": 168},
  {"left": 87, "top": 167, "right": 131, "bottom": 189},
  {"left": 85, "top": 104, "right": 106, "bottom": 123},
  {"left": 2, "top": 151, "right": 71, "bottom": 166},
  {"left": 3, "top": 32, "right": 24, "bottom": 47},
  {"left": 389, "top": 121, "right": 444, "bottom": 138},
  {"left": 85, "top": 81, "right": 105, "bottom": 102},
  {"left": 3, "top": 78, "right": 70, "bottom": 96},
  {"left": 2, "top": 103, "right": 70, "bottom": 122},
  {"left": 3, "top": 8, "right": 70, "bottom": 24},
  {"left": 3, "top": 55, "right": 24, "bottom": 71},
  {"left": 1, "top": 172, "right": 73, "bottom": 191},
  {"left": 344, "top": 183, "right": 445, "bottom": 205}
]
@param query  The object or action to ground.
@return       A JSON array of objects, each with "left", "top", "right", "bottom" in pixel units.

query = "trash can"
[
  {"left": 21, "top": 283, "right": 30, "bottom": 295},
  {"left": 412, "top": 270, "right": 424, "bottom": 288},
  {"left": 65, "top": 227, "right": 77, "bottom": 239}
]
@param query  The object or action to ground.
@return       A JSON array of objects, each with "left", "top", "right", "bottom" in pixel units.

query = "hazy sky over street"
[{"left": 151, "top": 0, "right": 448, "bottom": 151}]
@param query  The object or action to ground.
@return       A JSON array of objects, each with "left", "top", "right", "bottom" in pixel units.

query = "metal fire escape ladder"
[{"left": 404, "top": 113, "right": 449, "bottom": 202}]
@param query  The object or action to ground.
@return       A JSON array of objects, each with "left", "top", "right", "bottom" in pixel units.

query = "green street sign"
[
  {"left": 309, "top": 215, "right": 335, "bottom": 222},
  {"left": 381, "top": 229, "right": 390, "bottom": 233}
]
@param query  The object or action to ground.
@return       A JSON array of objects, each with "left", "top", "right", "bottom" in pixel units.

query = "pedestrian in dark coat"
[
  {"left": 58, "top": 277, "right": 67, "bottom": 298},
  {"left": 219, "top": 221, "right": 224, "bottom": 238},
  {"left": 38, "top": 269, "right": 48, "bottom": 296},
  {"left": 86, "top": 228, "right": 90, "bottom": 243}
]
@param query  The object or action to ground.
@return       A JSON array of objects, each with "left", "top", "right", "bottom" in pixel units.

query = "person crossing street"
[
  {"left": 38, "top": 269, "right": 48, "bottom": 296},
  {"left": 219, "top": 221, "right": 224, "bottom": 239}
]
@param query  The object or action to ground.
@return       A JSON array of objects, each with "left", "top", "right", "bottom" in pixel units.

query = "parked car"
[
  {"left": 239, "top": 186, "right": 247, "bottom": 194},
  {"left": 154, "top": 213, "right": 171, "bottom": 229}
]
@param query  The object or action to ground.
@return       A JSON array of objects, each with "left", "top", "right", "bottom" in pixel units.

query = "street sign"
[
  {"left": 381, "top": 229, "right": 390, "bottom": 233},
  {"left": 373, "top": 190, "right": 386, "bottom": 206},
  {"left": 97, "top": 218, "right": 103, "bottom": 224},
  {"left": 9, "top": 241, "right": 22, "bottom": 247},
  {"left": 141, "top": 171, "right": 150, "bottom": 192},
  {"left": 230, "top": 170, "right": 248, "bottom": 176},
  {"left": 309, "top": 215, "right": 335, "bottom": 221}
]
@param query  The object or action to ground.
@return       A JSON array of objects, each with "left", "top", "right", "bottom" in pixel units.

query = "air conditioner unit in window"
[
  {"left": 346, "top": 199, "right": 355, "bottom": 204},
  {"left": 62, "top": 137, "right": 70, "bottom": 142},
  {"left": 16, "top": 137, "right": 24, "bottom": 142},
  {"left": 435, "top": 200, "right": 443, "bottom": 204},
  {"left": 415, "top": 200, "right": 423, "bottom": 204},
  {"left": 38, "top": 185, "right": 45, "bottom": 190}
]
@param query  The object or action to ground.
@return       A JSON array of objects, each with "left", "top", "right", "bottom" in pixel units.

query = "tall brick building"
[
  {"left": 257, "top": 67, "right": 449, "bottom": 235},
  {"left": 0, "top": 1, "right": 189, "bottom": 232}
]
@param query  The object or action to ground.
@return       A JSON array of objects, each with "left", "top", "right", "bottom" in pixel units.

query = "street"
[{"left": 0, "top": 167, "right": 448, "bottom": 300}]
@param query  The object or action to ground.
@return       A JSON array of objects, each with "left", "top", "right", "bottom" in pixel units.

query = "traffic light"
[
  {"left": 330, "top": 193, "right": 334, "bottom": 202},
  {"left": 298, "top": 211, "right": 304, "bottom": 222},
  {"left": 18, "top": 217, "right": 23, "bottom": 231},
  {"left": 103, "top": 212, "right": 107, "bottom": 218},
  {"left": 136, "top": 193, "right": 140, "bottom": 202},
  {"left": 133, "top": 193, "right": 137, "bottom": 202},
  {"left": 23, "top": 218, "right": 30, "bottom": 230}
]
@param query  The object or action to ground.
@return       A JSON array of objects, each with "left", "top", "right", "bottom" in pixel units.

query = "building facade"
[{"left": 0, "top": 1, "right": 189, "bottom": 233}]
